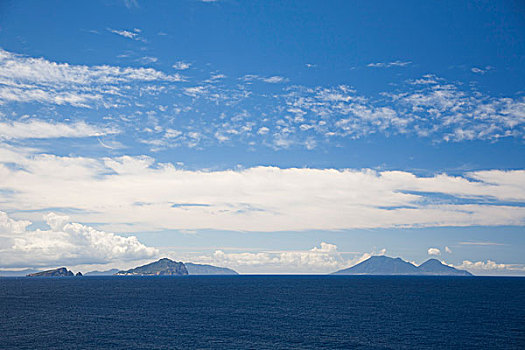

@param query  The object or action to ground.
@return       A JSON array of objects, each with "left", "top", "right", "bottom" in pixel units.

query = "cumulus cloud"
[
  {"left": 257, "top": 127, "right": 269, "bottom": 135},
  {"left": 427, "top": 248, "right": 441, "bottom": 256},
  {"left": 458, "top": 260, "right": 505, "bottom": 270},
  {"left": 454, "top": 260, "right": 525, "bottom": 275},
  {"left": 172, "top": 61, "right": 191, "bottom": 70},
  {"left": 190, "top": 242, "right": 375, "bottom": 273},
  {"left": 0, "top": 147, "right": 524, "bottom": 233},
  {"left": 0, "top": 120, "right": 118, "bottom": 140},
  {"left": 0, "top": 211, "right": 158, "bottom": 268}
]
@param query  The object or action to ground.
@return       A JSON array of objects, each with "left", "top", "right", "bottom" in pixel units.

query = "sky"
[{"left": 0, "top": 0, "right": 524, "bottom": 275}]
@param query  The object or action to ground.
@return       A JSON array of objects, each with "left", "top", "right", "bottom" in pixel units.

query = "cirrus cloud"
[{"left": 0, "top": 120, "right": 119, "bottom": 140}]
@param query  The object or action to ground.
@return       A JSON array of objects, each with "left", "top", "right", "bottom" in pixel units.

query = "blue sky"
[{"left": 0, "top": 0, "right": 524, "bottom": 274}]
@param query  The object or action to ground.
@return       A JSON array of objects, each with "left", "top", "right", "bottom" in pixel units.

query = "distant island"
[
  {"left": 12, "top": 256, "right": 472, "bottom": 277},
  {"left": 27, "top": 267, "right": 82, "bottom": 277},
  {"left": 332, "top": 256, "right": 473, "bottom": 276},
  {"left": 84, "top": 269, "right": 120, "bottom": 276},
  {"left": 9, "top": 259, "right": 238, "bottom": 277},
  {"left": 114, "top": 258, "right": 239, "bottom": 276},
  {"left": 115, "top": 258, "right": 188, "bottom": 276},
  {"left": 185, "top": 262, "right": 238, "bottom": 275}
]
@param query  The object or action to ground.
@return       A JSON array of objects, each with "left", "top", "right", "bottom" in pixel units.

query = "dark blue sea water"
[{"left": 1, "top": 276, "right": 524, "bottom": 349}]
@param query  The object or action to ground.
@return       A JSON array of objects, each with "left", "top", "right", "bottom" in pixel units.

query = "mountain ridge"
[
  {"left": 27, "top": 267, "right": 78, "bottom": 277},
  {"left": 185, "top": 262, "right": 238, "bottom": 275},
  {"left": 332, "top": 256, "right": 473, "bottom": 276}
]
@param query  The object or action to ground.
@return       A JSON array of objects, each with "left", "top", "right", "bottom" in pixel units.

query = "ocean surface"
[{"left": 1, "top": 276, "right": 524, "bottom": 349}]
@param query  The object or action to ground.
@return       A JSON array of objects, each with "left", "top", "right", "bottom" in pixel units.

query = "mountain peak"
[
  {"left": 333, "top": 255, "right": 420, "bottom": 275},
  {"left": 115, "top": 258, "right": 188, "bottom": 276},
  {"left": 418, "top": 259, "right": 472, "bottom": 276}
]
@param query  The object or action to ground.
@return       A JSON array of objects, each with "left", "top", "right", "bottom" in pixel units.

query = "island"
[
  {"left": 84, "top": 269, "right": 120, "bottom": 276},
  {"left": 112, "top": 258, "right": 239, "bottom": 276},
  {"left": 332, "top": 256, "right": 473, "bottom": 276},
  {"left": 115, "top": 258, "right": 188, "bottom": 276},
  {"left": 27, "top": 267, "right": 78, "bottom": 277}
]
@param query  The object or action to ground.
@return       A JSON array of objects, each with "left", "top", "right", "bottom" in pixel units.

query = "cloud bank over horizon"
[{"left": 0, "top": 146, "right": 523, "bottom": 233}]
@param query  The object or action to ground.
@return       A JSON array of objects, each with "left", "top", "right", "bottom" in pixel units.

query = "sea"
[{"left": 1, "top": 276, "right": 524, "bottom": 349}]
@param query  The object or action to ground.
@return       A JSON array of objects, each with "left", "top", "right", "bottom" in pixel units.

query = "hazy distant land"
[{"left": 0, "top": 256, "right": 475, "bottom": 277}]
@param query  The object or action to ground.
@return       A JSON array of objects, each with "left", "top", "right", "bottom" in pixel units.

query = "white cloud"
[
  {"left": 192, "top": 242, "right": 372, "bottom": 273},
  {"left": 0, "top": 147, "right": 524, "bottom": 233},
  {"left": 257, "top": 127, "right": 269, "bottom": 135},
  {"left": 284, "top": 85, "right": 410, "bottom": 140},
  {"left": 282, "top": 79, "right": 524, "bottom": 144},
  {"left": 172, "top": 61, "right": 191, "bottom": 70},
  {"left": 164, "top": 128, "right": 182, "bottom": 138},
  {"left": 0, "top": 49, "right": 181, "bottom": 85},
  {"left": 367, "top": 60, "right": 412, "bottom": 68},
  {"left": 108, "top": 28, "right": 145, "bottom": 42},
  {"left": 0, "top": 120, "right": 118, "bottom": 140},
  {"left": 242, "top": 74, "right": 288, "bottom": 83},
  {"left": 214, "top": 131, "right": 229, "bottom": 142},
  {"left": 0, "top": 87, "right": 102, "bottom": 108},
  {"left": 109, "top": 29, "right": 138, "bottom": 39},
  {"left": 0, "top": 211, "right": 158, "bottom": 268},
  {"left": 427, "top": 248, "right": 441, "bottom": 256},
  {"left": 138, "top": 56, "right": 158, "bottom": 64},
  {"left": 445, "top": 246, "right": 452, "bottom": 254},
  {"left": 262, "top": 76, "right": 287, "bottom": 83},
  {"left": 471, "top": 66, "right": 492, "bottom": 74},
  {"left": 0, "top": 49, "right": 182, "bottom": 107},
  {"left": 390, "top": 81, "right": 525, "bottom": 142},
  {"left": 1, "top": 49, "right": 522, "bottom": 146},
  {"left": 454, "top": 259, "right": 525, "bottom": 275},
  {"left": 458, "top": 241, "right": 504, "bottom": 246},
  {"left": 458, "top": 260, "right": 506, "bottom": 270},
  {"left": 184, "top": 86, "right": 207, "bottom": 97}
]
